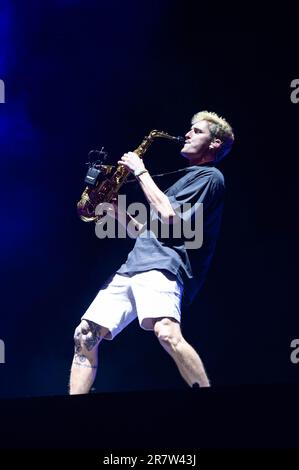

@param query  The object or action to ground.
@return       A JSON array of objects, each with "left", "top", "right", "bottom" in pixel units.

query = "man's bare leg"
[
  {"left": 153, "top": 318, "right": 210, "bottom": 387},
  {"left": 69, "top": 320, "right": 109, "bottom": 395}
]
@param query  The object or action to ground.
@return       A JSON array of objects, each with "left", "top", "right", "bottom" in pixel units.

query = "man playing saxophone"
[{"left": 69, "top": 111, "right": 234, "bottom": 394}]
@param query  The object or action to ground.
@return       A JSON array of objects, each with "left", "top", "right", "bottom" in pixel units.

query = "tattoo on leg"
[
  {"left": 85, "top": 334, "right": 99, "bottom": 351},
  {"left": 73, "top": 320, "right": 103, "bottom": 361},
  {"left": 74, "top": 336, "right": 82, "bottom": 355},
  {"left": 85, "top": 322, "right": 102, "bottom": 351},
  {"left": 73, "top": 353, "right": 97, "bottom": 369},
  {"left": 89, "top": 322, "right": 102, "bottom": 337}
]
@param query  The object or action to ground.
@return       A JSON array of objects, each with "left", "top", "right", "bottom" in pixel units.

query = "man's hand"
[
  {"left": 118, "top": 152, "right": 145, "bottom": 174},
  {"left": 119, "top": 151, "right": 176, "bottom": 224}
]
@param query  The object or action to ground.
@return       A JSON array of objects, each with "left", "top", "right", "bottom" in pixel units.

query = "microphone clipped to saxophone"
[{"left": 77, "top": 130, "right": 184, "bottom": 223}]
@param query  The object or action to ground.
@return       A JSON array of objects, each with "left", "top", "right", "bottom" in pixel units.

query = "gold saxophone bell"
[{"left": 77, "top": 130, "right": 184, "bottom": 223}]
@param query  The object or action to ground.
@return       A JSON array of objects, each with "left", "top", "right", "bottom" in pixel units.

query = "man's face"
[{"left": 181, "top": 119, "right": 213, "bottom": 162}]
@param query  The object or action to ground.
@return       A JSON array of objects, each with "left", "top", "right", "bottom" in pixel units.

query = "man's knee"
[
  {"left": 74, "top": 320, "right": 105, "bottom": 353},
  {"left": 153, "top": 318, "right": 182, "bottom": 350}
]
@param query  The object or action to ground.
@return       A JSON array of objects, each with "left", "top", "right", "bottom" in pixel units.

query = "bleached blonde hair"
[{"left": 192, "top": 111, "right": 234, "bottom": 161}]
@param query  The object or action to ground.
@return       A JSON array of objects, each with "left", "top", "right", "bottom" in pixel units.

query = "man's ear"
[{"left": 209, "top": 138, "right": 222, "bottom": 150}]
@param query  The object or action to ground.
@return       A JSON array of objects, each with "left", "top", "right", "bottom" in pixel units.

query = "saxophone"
[{"left": 77, "top": 130, "right": 184, "bottom": 222}]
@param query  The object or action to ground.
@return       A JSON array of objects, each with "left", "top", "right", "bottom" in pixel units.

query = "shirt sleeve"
[{"left": 167, "top": 171, "right": 224, "bottom": 223}]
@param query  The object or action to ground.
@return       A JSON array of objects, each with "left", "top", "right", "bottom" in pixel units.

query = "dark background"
[{"left": 0, "top": 1, "right": 298, "bottom": 398}]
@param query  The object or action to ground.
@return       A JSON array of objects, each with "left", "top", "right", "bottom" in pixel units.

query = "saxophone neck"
[{"left": 133, "top": 130, "right": 183, "bottom": 157}]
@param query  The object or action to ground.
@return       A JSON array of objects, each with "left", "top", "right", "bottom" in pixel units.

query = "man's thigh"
[{"left": 81, "top": 273, "right": 137, "bottom": 340}]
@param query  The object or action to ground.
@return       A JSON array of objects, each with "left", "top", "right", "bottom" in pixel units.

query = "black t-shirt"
[{"left": 117, "top": 164, "right": 225, "bottom": 304}]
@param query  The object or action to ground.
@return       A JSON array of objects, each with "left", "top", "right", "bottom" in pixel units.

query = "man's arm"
[{"left": 118, "top": 152, "right": 177, "bottom": 223}]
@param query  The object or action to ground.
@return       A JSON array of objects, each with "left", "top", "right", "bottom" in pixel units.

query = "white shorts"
[{"left": 81, "top": 269, "right": 183, "bottom": 340}]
